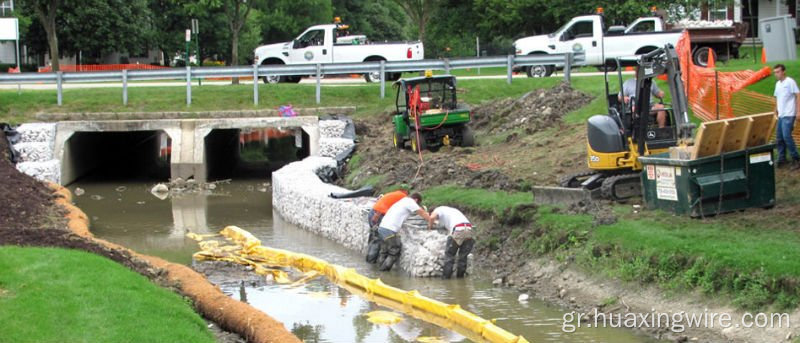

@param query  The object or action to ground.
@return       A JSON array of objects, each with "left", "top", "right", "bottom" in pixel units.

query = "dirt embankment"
[
  {"left": 0, "top": 130, "right": 300, "bottom": 343},
  {"left": 343, "top": 82, "right": 592, "bottom": 192},
  {"left": 0, "top": 130, "right": 59, "bottom": 230}
]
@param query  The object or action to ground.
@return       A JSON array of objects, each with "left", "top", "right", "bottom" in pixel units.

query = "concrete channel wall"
[{"left": 272, "top": 119, "right": 449, "bottom": 277}]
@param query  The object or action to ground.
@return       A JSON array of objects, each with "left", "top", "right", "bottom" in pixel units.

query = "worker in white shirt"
[
  {"left": 375, "top": 193, "right": 433, "bottom": 271},
  {"left": 431, "top": 206, "right": 474, "bottom": 279}
]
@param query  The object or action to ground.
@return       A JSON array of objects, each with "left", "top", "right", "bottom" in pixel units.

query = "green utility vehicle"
[{"left": 392, "top": 74, "right": 474, "bottom": 152}]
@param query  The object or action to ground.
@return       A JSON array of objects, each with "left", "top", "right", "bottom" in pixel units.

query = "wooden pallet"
[{"left": 672, "top": 113, "right": 777, "bottom": 160}]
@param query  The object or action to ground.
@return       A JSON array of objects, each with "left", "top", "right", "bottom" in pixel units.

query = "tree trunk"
[
  {"left": 33, "top": 1, "right": 60, "bottom": 72},
  {"left": 231, "top": 30, "right": 239, "bottom": 84},
  {"left": 45, "top": 22, "right": 59, "bottom": 72}
]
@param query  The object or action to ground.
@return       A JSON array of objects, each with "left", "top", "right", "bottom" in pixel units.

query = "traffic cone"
[
  {"left": 707, "top": 50, "right": 716, "bottom": 68},
  {"left": 761, "top": 47, "right": 767, "bottom": 64}
]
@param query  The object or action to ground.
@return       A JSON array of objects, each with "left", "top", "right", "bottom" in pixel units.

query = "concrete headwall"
[{"left": 271, "top": 120, "right": 449, "bottom": 277}]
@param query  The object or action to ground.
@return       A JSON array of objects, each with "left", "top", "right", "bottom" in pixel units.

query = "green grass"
[
  {"left": 421, "top": 185, "right": 532, "bottom": 216},
  {"left": 0, "top": 246, "right": 215, "bottom": 343},
  {"left": 509, "top": 204, "right": 800, "bottom": 309}
]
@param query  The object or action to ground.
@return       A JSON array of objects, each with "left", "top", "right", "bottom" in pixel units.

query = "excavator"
[{"left": 548, "top": 44, "right": 695, "bottom": 201}]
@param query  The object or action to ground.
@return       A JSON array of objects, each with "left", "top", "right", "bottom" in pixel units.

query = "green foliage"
[
  {"left": 23, "top": 0, "right": 152, "bottom": 58},
  {"left": 258, "top": 0, "right": 333, "bottom": 43},
  {"left": 0, "top": 246, "right": 215, "bottom": 343},
  {"left": 333, "top": 0, "right": 411, "bottom": 41}
]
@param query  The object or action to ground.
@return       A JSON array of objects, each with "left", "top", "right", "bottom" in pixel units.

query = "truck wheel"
[
  {"left": 393, "top": 131, "right": 405, "bottom": 149},
  {"left": 461, "top": 126, "right": 475, "bottom": 147},
  {"left": 693, "top": 47, "right": 716, "bottom": 67},
  {"left": 286, "top": 76, "right": 302, "bottom": 83},
  {"left": 527, "top": 64, "right": 553, "bottom": 78},
  {"left": 263, "top": 75, "right": 282, "bottom": 84},
  {"left": 365, "top": 71, "right": 383, "bottom": 83},
  {"left": 387, "top": 72, "right": 402, "bottom": 81},
  {"left": 410, "top": 132, "right": 426, "bottom": 153}
]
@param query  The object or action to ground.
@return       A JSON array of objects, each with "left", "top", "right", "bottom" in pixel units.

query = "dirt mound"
[
  {"left": 0, "top": 130, "right": 57, "bottom": 229},
  {"left": 346, "top": 142, "right": 520, "bottom": 191},
  {"left": 471, "top": 82, "right": 592, "bottom": 135}
]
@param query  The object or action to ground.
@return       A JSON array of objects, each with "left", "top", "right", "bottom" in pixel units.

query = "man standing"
[
  {"left": 431, "top": 206, "right": 474, "bottom": 279},
  {"left": 375, "top": 193, "right": 433, "bottom": 271},
  {"left": 619, "top": 75, "right": 667, "bottom": 128},
  {"left": 366, "top": 187, "right": 408, "bottom": 264},
  {"left": 773, "top": 64, "right": 800, "bottom": 169}
]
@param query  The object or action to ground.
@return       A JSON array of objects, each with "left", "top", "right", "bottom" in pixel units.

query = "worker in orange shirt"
[{"left": 366, "top": 186, "right": 409, "bottom": 264}]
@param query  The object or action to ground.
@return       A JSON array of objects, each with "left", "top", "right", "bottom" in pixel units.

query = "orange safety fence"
[
  {"left": 675, "top": 31, "right": 800, "bottom": 142},
  {"left": 37, "top": 64, "right": 169, "bottom": 73}
]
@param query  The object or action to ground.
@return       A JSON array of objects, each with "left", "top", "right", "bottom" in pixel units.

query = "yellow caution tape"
[{"left": 191, "top": 226, "right": 530, "bottom": 343}]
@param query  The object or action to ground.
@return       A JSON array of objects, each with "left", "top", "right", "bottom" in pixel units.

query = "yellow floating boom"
[{"left": 194, "top": 226, "right": 530, "bottom": 343}]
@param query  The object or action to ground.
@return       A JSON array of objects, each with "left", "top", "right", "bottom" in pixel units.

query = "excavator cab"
[{"left": 561, "top": 44, "right": 694, "bottom": 200}]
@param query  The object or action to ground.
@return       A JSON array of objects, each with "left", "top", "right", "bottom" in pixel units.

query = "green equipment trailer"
[{"left": 392, "top": 74, "right": 474, "bottom": 152}]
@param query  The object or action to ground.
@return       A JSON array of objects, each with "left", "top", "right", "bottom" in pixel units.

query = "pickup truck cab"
[
  {"left": 514, "top": 15, "right": 682, "bottom": 77},
  {"left": 617, "top": 17, "right": 747, "bottom": 67},
  {"left": 254, "top": 23, "right": 423, "bottom": 83}
]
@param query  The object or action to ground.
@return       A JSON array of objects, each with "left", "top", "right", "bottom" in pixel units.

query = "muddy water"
[{"left": 74, "top": 180, "right": 659, "bottom": 343}]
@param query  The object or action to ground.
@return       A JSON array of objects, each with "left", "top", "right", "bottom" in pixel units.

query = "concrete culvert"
[
  {"left": 61, "top": 130, "right": 170, "bottom": 185},
  {"left": 204, "top": 128, "right": 310, "bottom": 181}
]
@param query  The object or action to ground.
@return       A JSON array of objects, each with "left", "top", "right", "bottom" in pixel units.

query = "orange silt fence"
[
  {"left": 675, "top": 31, "right": 799, "bottom": 141},
  {"left": 38, "top": 64, "right": 169, "bottom": 73}
]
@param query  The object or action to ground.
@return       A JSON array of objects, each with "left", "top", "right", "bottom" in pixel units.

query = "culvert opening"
[
  {"left": 204, "top": 128, "right": 309, "bottom": 181},
  {"left": 63, "top": 130, "right": 171, "bottom": 185}
]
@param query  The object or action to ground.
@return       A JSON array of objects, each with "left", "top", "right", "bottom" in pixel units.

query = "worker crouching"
[
  {"left": 365, "top": 188, "right": 409, "bottom": 264},
  {"left": 373, "top": 193, "right": 433, "bottom": 271},
  {"left": 431, "top": 206, "right": 474, "bottom": 279}
]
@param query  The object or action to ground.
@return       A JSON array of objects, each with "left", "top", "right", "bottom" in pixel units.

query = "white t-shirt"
[
  {"left": 774, "top": 77, "right": 800, "bottom": 117},
  {"left": 432, "top": 206, "right": 470, "bottom": 232},
  {"left": 379, "top": 197, "right": 420, "bottom": 232}
]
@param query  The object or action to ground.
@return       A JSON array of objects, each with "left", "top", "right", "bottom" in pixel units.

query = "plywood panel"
[
  {"left": 746, "top": 112, "right": 777, "bottom": 147},
  {"left": 721, "top": 116, "right": 751, "bottom": 152},
  {"left": 691, "top": 121, "right": 728, "bottom": 159}
]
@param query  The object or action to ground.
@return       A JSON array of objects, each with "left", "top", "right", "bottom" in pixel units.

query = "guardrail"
[{"left": 0, "top": 53, "right": 583, "bottom": 106}]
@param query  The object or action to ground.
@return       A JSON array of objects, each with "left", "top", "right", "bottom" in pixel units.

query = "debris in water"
[
  {"left": 366, "top": 311, "right": 404, "bottom": 325},
  {"left": 136, "top": 201, "right": 145, "bottom": 205},
  {"left": 90, "top": 195, "right": 103, "bottom": 201},
  {"left": 74, "top": 187, "right": 85, "bottom": 196},
  {"left": 151, "top": 183, "right": 169, "bottom": 194},
  {"left": 258, "top": 187, "right": 268, "bottom": 193},
  {"left": 115, "top": 186, "right": 127, "bottom": 192},
  {"left": 518, "top": 294, "right": 529, "bottom": 302}
]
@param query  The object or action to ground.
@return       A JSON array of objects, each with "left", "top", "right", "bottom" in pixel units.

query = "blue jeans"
[{"left": 776, "top": 116, "right": 800, "bottom": 162}]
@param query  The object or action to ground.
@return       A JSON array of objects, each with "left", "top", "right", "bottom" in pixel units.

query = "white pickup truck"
[
  {"left": 513, "top": 14, "right": 682, "bottom": 77},
  {"left": 254, "top": 23, "right": 424, "bottom": 83}
]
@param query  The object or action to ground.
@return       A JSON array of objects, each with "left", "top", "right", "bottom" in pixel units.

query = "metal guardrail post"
[
  {"left": 56, "top": 71, "right": 63, "bottom": 106},
  {"left": 444, "top": 59, "right": 450, "bottom": 74},
  {"left": 564, "top": 53, "right": 573, "bottom": 85},
  {"left": 122, "top": 69, "right": 128, "bottom": 106},
  {"left": 315, "top": 63, "right": 321, "bottom": 104},
  {"left": 186, "top": 66, "right": 192, "bottom": 106},
  {"left": 506, "top": 55, "right": 513, "bottom": 84},
  {"left": 253, "top": 64, "right": 259, "bottom": 106},
  {"left": 380, "top": 60, "right": 385, "bottom": 99}
]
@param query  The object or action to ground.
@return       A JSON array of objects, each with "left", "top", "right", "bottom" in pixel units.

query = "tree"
[
  {"left": 196, "top": 0, "right": 258, "bottom": 84},
  {"left": 333, "top": 0, "right": 411, "bottom": 41},
  {"left": 24, "top": 0, "right": 60, "bottom": 71},
  {"left": 393, "top": 0, "right": 438, "bottom": 41},
  {"left": 258, "top": 0, "right": 332, "bottom": 44}
]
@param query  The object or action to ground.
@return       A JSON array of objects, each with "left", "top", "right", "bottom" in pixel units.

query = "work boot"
[
  {"left": 777, "top": 160, "right": 789, "bottom": 169},
  {"left": 792, "top": 160, "right": 800, "bottom": 170}
]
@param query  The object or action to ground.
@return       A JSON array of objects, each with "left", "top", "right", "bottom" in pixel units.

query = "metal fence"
[{"left": 0, "top": 53, "right": 583, "bottom": 106}]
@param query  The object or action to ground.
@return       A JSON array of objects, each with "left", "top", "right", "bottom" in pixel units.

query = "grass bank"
[{"left": 0, "top": 246, "right": 215, "bottom": 343}]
